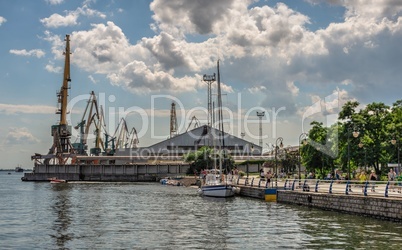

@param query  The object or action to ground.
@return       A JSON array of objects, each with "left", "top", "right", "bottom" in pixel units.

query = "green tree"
[
  {"left": 302, "top": 121, "right": 335, "bottom": 178},
  {"left": 281, "top": 148, "right": 298, "bottom": 175},
  {"left": 183, "top": 147, "right": 234, "bottom": 174},
  {"left": 183, "top": 146, "right": 213, "bottom": 174},
  {"left": 338, "top": 101, "right": 393, "bottom": 177}
]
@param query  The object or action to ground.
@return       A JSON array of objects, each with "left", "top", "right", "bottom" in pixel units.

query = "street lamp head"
[
  {"left": 391, "top": 139, "right": 397, "bottom": 145},
  {"left": 280, "top": 141, "right": 283, "bottom": 148},
  {"left": 352, "top": 130, "right": 359, "bottom": 138},
  {"left": 358, "top": 142, "right": 364, "bottom": 148},
  {"left": 302, "top": 139, "right": 308, "bottom": 145}
]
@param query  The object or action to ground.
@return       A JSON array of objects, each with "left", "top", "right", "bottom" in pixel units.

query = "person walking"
[
  {"left": 265, "top": 171, "right": 272, "bottom": 188},
  {"left": 369, "top": 170, "right": 377, "bottom": 192},
  {"left": 388, "top": 168, "right": 396, "bottom": 191}
]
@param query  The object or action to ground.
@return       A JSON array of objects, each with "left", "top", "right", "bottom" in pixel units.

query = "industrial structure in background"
[
  {"left": 170, "top": 102, "right": 178, "bottom": 138},
  {"left": 32, "top": 35, "right": 75, "bottom": 165},
  {"left": 31, "top": 35, "right": 141, "bottom": 166},
  {"left": 25, "top": 35, "right": 266, "bottom": 182},
  {"left": 257, "top": 111, "right": 265, "bottom": 148}
]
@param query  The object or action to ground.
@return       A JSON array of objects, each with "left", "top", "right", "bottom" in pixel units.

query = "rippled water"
[{"left": 1, "top": 171, "right": 402, "bottom": 249}]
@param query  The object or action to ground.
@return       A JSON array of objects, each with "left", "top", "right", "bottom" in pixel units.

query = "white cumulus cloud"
[
  {"left": 0, "top": 16, "right": 6, "bottom": 26},
  {"left": 4, "top": 127, "right": 40, "bottom": 146},
  {"left": 9, "top": 49, "right": 45, "bottom": 58}
]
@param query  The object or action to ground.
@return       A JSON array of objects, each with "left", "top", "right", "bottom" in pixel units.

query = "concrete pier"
[{"left": 22, "top": 163, "right": 191, "bottom": 181}]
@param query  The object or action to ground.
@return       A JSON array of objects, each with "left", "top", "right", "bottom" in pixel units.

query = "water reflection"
[
  {"left": 4, "top": 175, "right": 402, "bottom": 249},
  {"left": 50, "top": 184, "right": 72, "bottom": 249},
  {"left": 287, "top": 204, "right": 402, "bottom": 249}
]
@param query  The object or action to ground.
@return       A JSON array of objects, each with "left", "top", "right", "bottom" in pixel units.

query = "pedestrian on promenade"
[
  {"left": 369, "top": 170, "right": 377, "bottom": 192},
  {"left": 260, "top": 168, "right": 265, "bottom": 179},
  {"left": 359, "top": 170, "right": 367, "bottom": 192},
  {"left": 388, "top": 168, "right": 396, "bottom": 191},
  {"left": 265, "top": 171, "right": 272, "bottom": 187},
  {"left": 233, "top": 167, "right": 239, "bottom": 181}
]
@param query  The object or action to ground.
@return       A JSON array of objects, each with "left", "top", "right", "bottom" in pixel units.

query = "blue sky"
[{"left": 1, "top": 0, "right": 402, "bottom": 169}]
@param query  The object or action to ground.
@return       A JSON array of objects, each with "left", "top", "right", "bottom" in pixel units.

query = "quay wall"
[
  {"left": 23, "top": 163, "right": 191, "bottom": 181},
  {"left": 236, "top": 185, "right": 266, "bottom": 199},
  {"left": 277, "top": 190, "right": 402, "bottom": 222}
]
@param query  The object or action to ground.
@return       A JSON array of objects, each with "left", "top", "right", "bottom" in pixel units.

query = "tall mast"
[
  {"left": 217, "top": 60, "right": 225, "bottom": 149},
  {"left": 216, "top": 60, "right": 225, "bottom": 173}
]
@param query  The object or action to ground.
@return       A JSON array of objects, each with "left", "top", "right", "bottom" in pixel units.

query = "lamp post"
[
  {"left": 298, "top": 133, "right": 308, "bottom": 180},
  {"left": 347, "top": 126, "right": 359, "bottom": 180},
  {"left": 358, "top": 141, "right": 366, "bottom": 172},
  {"left": 391, "top": 137, "right": 400, "bottom": 175},
  {"left": 257, "top": 111, "right": 265, "bottom": 148},
  {"left": 275, "top": 137, "right": 284, "bottom": 187},
  {"left": 246, "top": 144, "right": 254, "bottom": 182}
]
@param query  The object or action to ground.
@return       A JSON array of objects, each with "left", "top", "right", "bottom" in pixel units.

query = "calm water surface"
[{"left": 1, "top": 171, "right": 402, "bottom": 249}]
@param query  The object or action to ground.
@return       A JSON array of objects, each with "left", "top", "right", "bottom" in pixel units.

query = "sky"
[{"left": 1, "top": 0, "right": 402, "bottom": 169}]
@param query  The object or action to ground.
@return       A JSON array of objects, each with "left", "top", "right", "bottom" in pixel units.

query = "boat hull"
[{"left": 199, "top": 184, "right": 235, "bottom": 198}]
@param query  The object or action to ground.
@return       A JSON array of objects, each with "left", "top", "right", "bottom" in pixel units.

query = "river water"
[{"left": 1, "top": 171, "right": 402, "bottom": 249}]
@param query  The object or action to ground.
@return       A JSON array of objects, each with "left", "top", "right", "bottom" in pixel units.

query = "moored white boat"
[
  {"left": 199, "top": 184, "right": 236, "bottom": 197},
  {"left": 197, "top": 60, "right": 238, "bottom": 198},
  {"left": 198, "top": 171, "right": 237, "bottom": 197}
]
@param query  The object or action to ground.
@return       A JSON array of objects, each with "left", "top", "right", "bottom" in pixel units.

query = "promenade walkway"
[{"left": 232, "top": 176, "right": 402, "bottom": 200}]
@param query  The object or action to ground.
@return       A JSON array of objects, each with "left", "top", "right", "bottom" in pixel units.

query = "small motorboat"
[{"left": 48, "top": 177, "right": 67, "bottom": 184}]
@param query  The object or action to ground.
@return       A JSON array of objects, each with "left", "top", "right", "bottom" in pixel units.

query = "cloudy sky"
[{"left": 1, "top": 0, "right": 402, "bottom": 169}]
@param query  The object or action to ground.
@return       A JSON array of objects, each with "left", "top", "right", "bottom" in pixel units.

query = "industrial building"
[{"left": 114, "top": 125, "right": 262, "bottom": 164}]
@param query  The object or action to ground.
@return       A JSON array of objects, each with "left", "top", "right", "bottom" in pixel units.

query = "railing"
[
  {"left": 227, "top": 176, "right": 276, "bottom": 188},
  {"left": 228, "top": 176, "right": 402, "bottom": 198}
]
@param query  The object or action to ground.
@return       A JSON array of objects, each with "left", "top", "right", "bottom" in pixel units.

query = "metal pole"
[
  {"left": 246, "top": 144, "right": 250, "bottom": 183},
  {"left": 398, "top": 141, "right": 400, "bottom": 175},
  {"left": 257, "top": 112, "right": 265, "bottom": 148},
  {"left": 298, "top": 133, "right": 307, "bottom": 181},
  {"left": 275, "top": 137, "right": 283, "bottom": 188},
  {"left": 347, "top": 127, "right": 351, "bottom": 180},
  {"left": 364, "top": 149, "right": 367, "bottom": 172},
  {"left": 275, "top": 144, "right": 277, "bottom": 187}
]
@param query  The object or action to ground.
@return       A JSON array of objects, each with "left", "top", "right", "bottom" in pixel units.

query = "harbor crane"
[
  {"left": 104, "top": 118, "right": 139, "bottom": 154},
  {"left": 186, "top": 116, "right": 200, "bottom": 132},
  {"left": 32, "top": 34, "right": 76, "bottom": 165},
  {"left": 73, "top": 91, "right": 100, "bottom": 155}
]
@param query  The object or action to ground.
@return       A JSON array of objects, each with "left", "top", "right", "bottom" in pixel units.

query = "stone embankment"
[{"left": 277, "top": 190, "right": 402, "bottom": 222}]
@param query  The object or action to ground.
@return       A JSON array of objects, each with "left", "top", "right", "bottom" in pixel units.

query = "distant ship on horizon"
[{"left": 15, "top": 165, "right": 24, "bottom": 172}]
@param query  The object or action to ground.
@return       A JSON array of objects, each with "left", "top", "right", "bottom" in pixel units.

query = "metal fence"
[{"left": 231, "top": 176, "right": 402, "bottom": 198}]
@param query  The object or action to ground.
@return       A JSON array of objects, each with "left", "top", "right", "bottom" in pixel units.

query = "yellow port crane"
[{"left": 32, "top": 35, "right": 76, "bottom": 165}]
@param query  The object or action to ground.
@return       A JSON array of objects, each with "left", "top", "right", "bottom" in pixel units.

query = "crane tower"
[
  {"left": 170, "top": 102, "right": 178, "bottom": 138},
  {"left": 47, "top": 35, "right": 75, "bottom": 164}
]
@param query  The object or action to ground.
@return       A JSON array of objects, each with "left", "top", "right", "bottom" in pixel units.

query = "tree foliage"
[
  {"left": 183, "top": 146, "right": 234, "bottom": 174},
  {"left": 302, "top": 100, "right": 402, "bottom": 178}
]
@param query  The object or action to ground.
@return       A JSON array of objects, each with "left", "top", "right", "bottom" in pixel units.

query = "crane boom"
[{"left": 59, "top": 34, "right": 71, "bottom": 126}]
